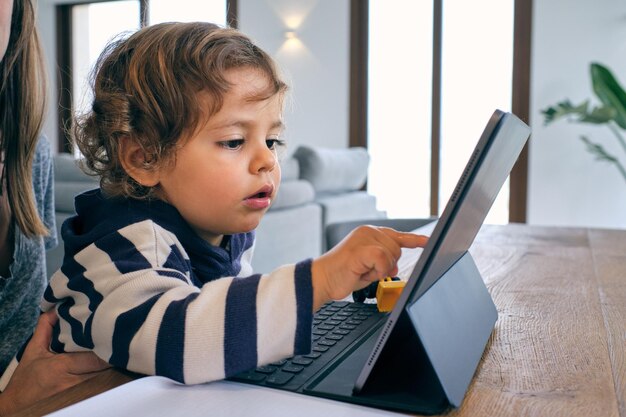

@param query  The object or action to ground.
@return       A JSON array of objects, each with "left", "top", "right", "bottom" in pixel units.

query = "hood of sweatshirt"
[{"left": 61, "top": 188, "right": 255, "bottom": 282}]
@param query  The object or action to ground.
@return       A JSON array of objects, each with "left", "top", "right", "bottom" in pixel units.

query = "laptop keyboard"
[{"left": 229, "top": 301, "right": 384, "bottom": 391}]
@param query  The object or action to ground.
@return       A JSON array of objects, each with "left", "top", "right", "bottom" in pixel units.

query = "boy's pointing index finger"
[{"left": 378, "top": 228, "right": 429, "bottom": 248}]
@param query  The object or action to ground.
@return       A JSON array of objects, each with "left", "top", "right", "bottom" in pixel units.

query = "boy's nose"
[{"left": 251, "top": 144, "right": 277, "bottom": 173}]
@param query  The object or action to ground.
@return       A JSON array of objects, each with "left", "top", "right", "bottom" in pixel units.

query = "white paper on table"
[{"left": 48, "top": 376, "right": 413, "bottom": 417}]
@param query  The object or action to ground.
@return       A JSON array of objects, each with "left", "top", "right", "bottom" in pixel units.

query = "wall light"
[{"left": 281, "top": 29, "right": 304, "bottom": 53}]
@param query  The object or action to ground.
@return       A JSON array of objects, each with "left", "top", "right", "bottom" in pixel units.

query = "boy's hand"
[{"left": 311, "top": 226, "right": 428, "bottom": 311}]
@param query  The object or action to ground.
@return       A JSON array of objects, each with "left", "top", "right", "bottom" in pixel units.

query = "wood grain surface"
[
  {"left": 454, "top": 224, "right": 620, "bottom": 417},
  {"left": 9, "top": 224, "right": 626, "bottom": 417}
]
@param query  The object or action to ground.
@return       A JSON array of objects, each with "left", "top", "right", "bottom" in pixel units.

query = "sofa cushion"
[
  {"left": 271, "top": 180, "right": 315, "bottom": 210},
  {"left": 280, "top": 157, "right": 299, "bottom": 182},
  {"left": 54, "top": 154, "right": 98, "bottom": 213},
  {"left": 315, "top": 191, "right": 385, "bottom": 228},
  {"left": 55, "top": 182, "right": 98, "bottom": 213},
  {"left": 293, "top": 146, "right": 369, "bottom": 193},
  {"left": 54, "top": 154, "right": 95, "bottom": 181}
]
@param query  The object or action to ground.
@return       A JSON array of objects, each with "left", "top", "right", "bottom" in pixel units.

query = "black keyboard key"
[
  {"left": 270, "top": 359, "right": 287, "bottom": 366},
  {"left": 291, "top": 357, "right": 313, "bottom": 366},
  {"left": 229, "top": 301, "right": 386, "bottom": 391},
  {"left": 233, "top": 372, "right": 266, "bottom": 382},
  {"left": 255, "top": 366, "right": 278, "bottom": 374},
  {"left": 266, "top": 372, "right": 294, "bottom": 386},
  {"left": 282, "top": 365, "right": 304, "bottom": 373},
  {"left": 333, "top": 301, "right": 350, "bottom": 307}
]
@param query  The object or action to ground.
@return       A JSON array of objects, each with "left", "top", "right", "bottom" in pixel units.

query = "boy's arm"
[{"left": 43, "top": 220, "right": 312, "bottom": 385}]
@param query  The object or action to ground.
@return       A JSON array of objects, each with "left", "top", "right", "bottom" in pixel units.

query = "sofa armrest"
[{"left": 53, "top": 155, "right": 98, "bottom": 213}]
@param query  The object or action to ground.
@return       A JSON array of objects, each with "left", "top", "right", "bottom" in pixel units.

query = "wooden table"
[{"left": 13, "top": 224, "right": 626, "bottom": 416}]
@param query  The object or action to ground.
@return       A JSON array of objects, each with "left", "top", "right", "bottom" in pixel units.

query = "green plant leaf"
[
  {"left": 590, "top": 63, "right": 626, "bottom": 129},
  {"left": 580, "top": 135, "right": 626, "bottom": 183},
  {"left": 579, "top": 135, "right": 617, "bottom": 163},
  {"left": 541, "top": 100, "right": 615, "bottom": 125},
  {"left": 580, "top": 105, "right": 616, "bottom": 124},
  {"left": 542, "top": 100, "right": 589, "bottom": 125}
]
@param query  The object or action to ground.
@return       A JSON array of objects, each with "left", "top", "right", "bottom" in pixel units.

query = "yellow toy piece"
[{"left": 375, "top": 277, "right": 406, "bottom": 312}]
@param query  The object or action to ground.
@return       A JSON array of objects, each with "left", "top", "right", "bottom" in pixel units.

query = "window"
[
  {"left": 71, "top": 1, "right": 140, "bottom": 126},
  {"left": 367, "top": 0, "right": 433, "bottom": 219},
  {"left": 56, "top": 0, "right": 231, "bottom": 152},
  {"left": 367, "top": 0, "right": 516, "bottom": 224},
  {"left": 439, "top": 0, "right": 514, "bottom": 224},
  {"left": 149, "top": 0, "right": 226, "bottom": 25}
]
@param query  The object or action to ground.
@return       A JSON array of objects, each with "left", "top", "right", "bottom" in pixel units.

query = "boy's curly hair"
[{"left": 74, "top": 22, "right": 287, "bottom": 199}]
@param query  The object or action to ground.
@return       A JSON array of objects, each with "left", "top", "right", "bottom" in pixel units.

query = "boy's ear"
[{"left": 118, "top": 136, "right": 160, "bottom": 187}]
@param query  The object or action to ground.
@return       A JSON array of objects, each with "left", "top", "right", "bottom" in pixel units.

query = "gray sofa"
[
  {"left": 45, "top": 154, "right": 99, "bottom": 277},
  {"left": 46, "top": 146, "right": 386, "bottom": 277}
]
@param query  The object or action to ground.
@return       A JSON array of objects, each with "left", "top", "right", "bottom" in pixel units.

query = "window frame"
[{"left": 352, "top": 0, "right": 533, "bottom": 222}]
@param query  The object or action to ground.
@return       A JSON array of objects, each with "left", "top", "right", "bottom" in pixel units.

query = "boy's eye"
[
  {"left": 266, "top": 139, "right": 286, "bottom": 150},
  {"left": 220, "top": 139, "right": 244, "bottom": 150}
]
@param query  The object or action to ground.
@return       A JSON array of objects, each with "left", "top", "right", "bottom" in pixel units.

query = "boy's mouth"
[{"left": 243, "top": 185, "right": 274, "bottom": 209}]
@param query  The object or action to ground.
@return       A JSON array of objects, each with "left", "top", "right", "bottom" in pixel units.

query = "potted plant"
[{"left": 541, "top": 62, "right": 626, "bottom": 183}]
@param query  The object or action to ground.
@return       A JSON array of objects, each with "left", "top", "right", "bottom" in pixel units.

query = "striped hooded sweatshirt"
[{"left": 40, "top": 189, "right": 313, "bottom": 384}]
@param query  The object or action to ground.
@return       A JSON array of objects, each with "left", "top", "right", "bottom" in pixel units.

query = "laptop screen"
[{"left": 354, "top": 109, "right": 531, "bottom": 391}]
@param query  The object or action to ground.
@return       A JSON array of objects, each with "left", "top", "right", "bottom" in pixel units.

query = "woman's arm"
[{"left": 0, "top": 311, "right": 109, "bottom": 416}]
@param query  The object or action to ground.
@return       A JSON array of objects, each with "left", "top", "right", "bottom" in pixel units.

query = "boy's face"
[{"left": 156, "top": 67, "right": 284, "bottom": 246}]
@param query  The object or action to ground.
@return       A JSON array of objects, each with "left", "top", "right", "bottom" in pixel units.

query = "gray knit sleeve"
[{"left": 33, "top": 135, "right": 58, "bottom": 250}]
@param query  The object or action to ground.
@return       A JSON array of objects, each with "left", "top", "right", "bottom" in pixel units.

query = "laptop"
[{"left": 231, "top": 110, "right": 531, "bottom": 414}]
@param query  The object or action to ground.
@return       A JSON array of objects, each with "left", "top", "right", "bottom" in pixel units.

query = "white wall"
[
  {"left": 529, "top": 0, "right": 626, "bottom": 229},
  {"left": 238, "top": 0, "right": 350, "bottom": 151}
]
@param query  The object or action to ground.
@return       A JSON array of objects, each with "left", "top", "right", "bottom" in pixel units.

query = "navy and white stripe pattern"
[{"left": 40, "top": 190, "right": 313, "bottom": 384}]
